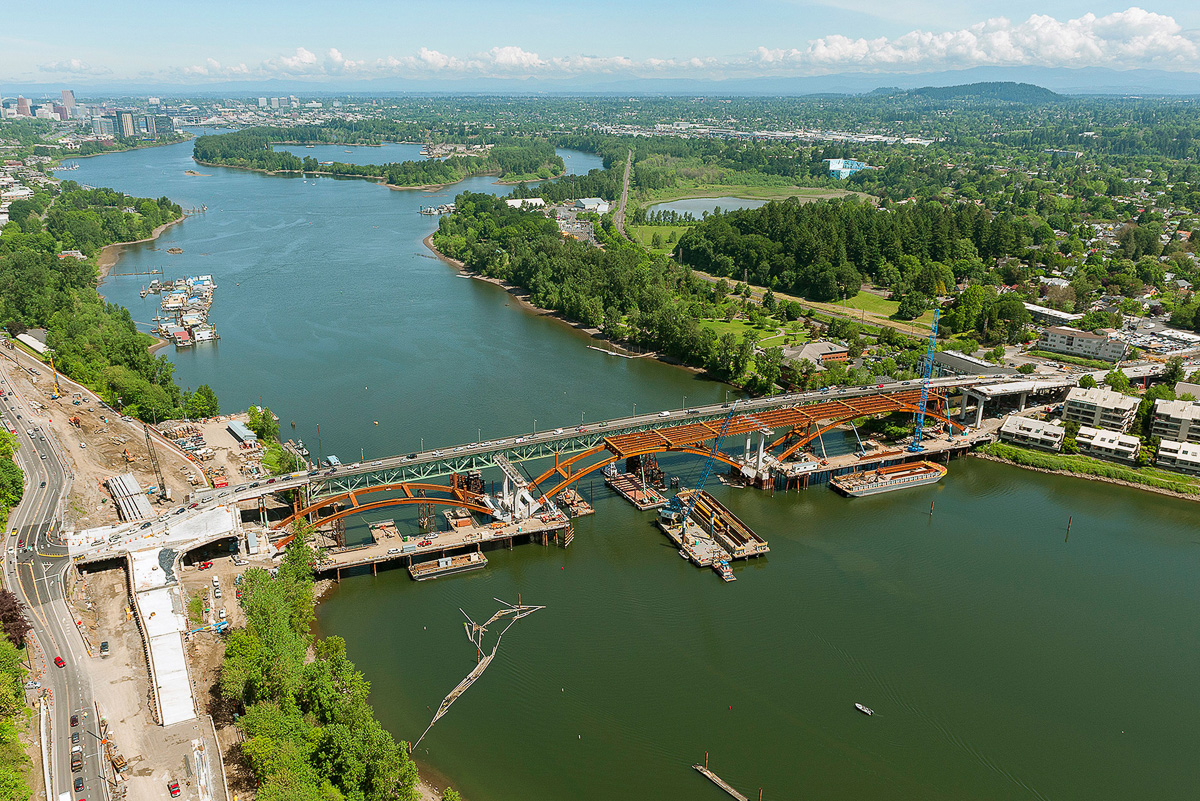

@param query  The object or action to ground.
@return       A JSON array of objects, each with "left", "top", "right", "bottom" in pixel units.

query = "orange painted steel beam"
[
  {"left": 533, "top": 445, "right": 607, "bottom": 486},
  {"left": 536, "top": 444, "right": 742, "bottom": 502},
  {"left": 280, "top": 481, "right": 472, "bottom": 530},
  {"left": 275, "top": 496, "right": 494, "bottom": 532}
]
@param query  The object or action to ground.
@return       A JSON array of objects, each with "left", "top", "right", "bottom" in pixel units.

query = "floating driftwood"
[{"left": 412, "top": 597, "right": 544, "bottom": 750}]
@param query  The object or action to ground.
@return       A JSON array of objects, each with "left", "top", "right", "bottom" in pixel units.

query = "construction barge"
[
  {"left": 409, "top": 552, "right": 488, "bottom": 581},
  {"left": 830, "top": 460, "right": 947, "bottom": 497},
  {"left": 603, "top": 464, "right": 668, "bottom": 510},
  {"left": 556, "top": 488, "right": 594, "bottom": 517},
  {"left": 656, "top": 490, "right": 768, "bottom": 580},
  {"left": 675, "top": 489, "right": 769, "bottom": 559}
]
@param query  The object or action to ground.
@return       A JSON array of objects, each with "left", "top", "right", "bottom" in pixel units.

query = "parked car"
[
  {"left": 167, "top": 781, "right": 181, "bottom": 798},
  {"left": 198, "top": 561, "right": 213, "bottom": 570}
]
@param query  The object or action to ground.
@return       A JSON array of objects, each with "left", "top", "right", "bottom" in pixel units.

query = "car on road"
[
  {"left": 23, "top": 681, "right": 39, "bottom": 690},
  {"left": 140, "top": 522, "right": 153, "bottom": 530},
  {"left": 39, "top": 481, "right": 45, "bottom": 488},
  {"left": 554, "top": 428, "right": 563, "bottom": 435},
  {"left": 371, "top": 460, "right": 382, "bottom": 466},
  {"left": 54, "top": 657, "right": 65, "bottom": 668},
  {"left": 266, "top": 478, "right": 276, "bottom": 484},
  {"left": 70, "top": 714, "right": 79, "bottom": 727},
  {"left": 74, "top": 778, "right": 83, "bottom": 793},
  {"left": 431, "top": 450, "right": 444, "bottom": 456},
  {"left": 876, "top": 383, "right": 885, "bottom": 388},
  {"left": 168, "top": 781, "right": 181, "bottom": 798},
  {"left": 248, "top": 482, "right": 260, "bottom": 488},
  {"left": 188, "top": 502, "right": 199, "bottom": 509},
  {"left": 658, "top": 411, "right": 671, "bottom": 417},
  {"left": 71, "top": 731, "right": 79, "bottom": 743}
]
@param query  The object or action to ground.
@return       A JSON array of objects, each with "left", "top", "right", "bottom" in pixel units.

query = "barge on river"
[
  {"left": 830, "top": 460, "right": 947, "bottom": 497},
  {"left": 408, "top": 552, "right": 487, "bottom": 581}
]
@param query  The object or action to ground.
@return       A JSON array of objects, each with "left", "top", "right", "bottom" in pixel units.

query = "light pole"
[
  {"left": 633, "top": 403, "right": 637, "bottom": 417},
  {"left": 581, "top": 411, "right": 585, "bottom": 425},
  {"left": 477, "top": 427, "right": 481, "bottom": 444},
  {"left": 684, "top": 395, "right": 687, "bottom": 410},
  {"left": 533, "top": 419, "right": 537, "bottom": 435}
]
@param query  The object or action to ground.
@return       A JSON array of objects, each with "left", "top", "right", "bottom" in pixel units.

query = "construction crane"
[
  {"left": 47, "top": 353, "right": 62, "bottom": 399},
  {"left": 666, "top": 401, "right": 739, "bottom": 526},
  {"left": 143, "top": 423, "right": 168, "bottom": 501},
  {"left": 908, "top": 308, "right": 940, "bottom": 453}
]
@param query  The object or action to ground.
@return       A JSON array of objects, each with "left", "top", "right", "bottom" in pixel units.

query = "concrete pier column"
[
  {"left": 756, "top": 432, "right": 767, "bottom": 470},
  {"left": 959, "top": 391, "right": 972, "bottom": 421},
  {"left": 1018, "top": 391, "right": 1028, "bottom": 411},
  {"left": 974, "top": 397, "right": 985, "bottom": 428},
  {"left": 744, "top": 434, "right": 752, "bottom": 460}
]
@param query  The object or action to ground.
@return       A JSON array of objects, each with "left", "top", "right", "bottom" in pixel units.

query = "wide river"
[{"left": 61, "top": 138, "right": 1200, "bottom": 801}]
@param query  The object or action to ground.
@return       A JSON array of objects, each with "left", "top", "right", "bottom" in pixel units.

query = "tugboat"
[{"left": 713, "top": 559, "right": 735, "bottom": 582}]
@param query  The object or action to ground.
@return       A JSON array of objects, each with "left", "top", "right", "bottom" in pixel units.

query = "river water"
[{"left": 60, "top": 140, "right": 1200, "bottom": 801}]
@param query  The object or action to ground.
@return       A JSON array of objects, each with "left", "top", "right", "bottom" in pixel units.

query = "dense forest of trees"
[
  {"left": 221, "top": 532, "right": 421, "bottom": 801},
  {"left": 194, "top": 129, "right": 563, "bottom": 187},
  {"left": 676, "top": 197, "right": 1025, "bottom": 301},
  {"left": 0, "top": 182, "right": 200, "bottom": 421}
]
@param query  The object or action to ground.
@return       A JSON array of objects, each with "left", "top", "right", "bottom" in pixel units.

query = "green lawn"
[
  {"left": 697, "top": 316, "right": 808, "bottom": 347},
  {"left": 629, "top": 225, "right": 690, "bottom": 255}
]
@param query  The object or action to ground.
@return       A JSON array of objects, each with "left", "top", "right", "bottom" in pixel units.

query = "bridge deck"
[{"left": 605, "top": 390, "right": 930, "bottom": 457}]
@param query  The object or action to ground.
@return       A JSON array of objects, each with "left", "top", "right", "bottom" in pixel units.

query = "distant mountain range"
[{"left": 3, "top": 66, "right": 1199, "bottom": 97}]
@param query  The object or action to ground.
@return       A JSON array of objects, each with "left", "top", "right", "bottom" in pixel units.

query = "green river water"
[{"left": 61, "top": 139, "right": 1200, "bottom": 801}]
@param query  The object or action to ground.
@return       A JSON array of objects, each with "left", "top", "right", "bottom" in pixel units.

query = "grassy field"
[
  {"left": 697, "top": 317, "right": 809, "bottom": 347},
  {"left": 1026, "top": 350, "right": 1114, "bottom": 370},
  {"left": 629, "top": 225, "right": 691, "bottom": 255}
]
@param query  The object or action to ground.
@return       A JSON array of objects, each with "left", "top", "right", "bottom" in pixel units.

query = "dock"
[
  {"left": 692, "top": 764, "right": 748, "bottom": 801},
  {"left": 656, "top": 517, "right": 731, "bottom": 568},
  {"left": 556, "top": 488, "right": 594, "bottom": 517},
  {"left": 604, "top": 471, "right": 668, "bottom": 510}
]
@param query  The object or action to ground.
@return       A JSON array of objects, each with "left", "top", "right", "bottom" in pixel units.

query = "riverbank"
[
  {"left": 971, "top": 443, "right": 1200, "bottom": 501},
  {"left": 422, "top": 233, "right": 702, "bottom": 371},
  {"left": 194, "top": 158, "right": 503, "bottom": 193},
  {"left": 96, "top": 214, "right": 186, "bottom": 281}
]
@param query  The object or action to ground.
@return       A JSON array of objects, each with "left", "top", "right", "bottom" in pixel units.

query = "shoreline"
[
  {"left": 96, "top": 215, "right": 186, "bottom": 282},
  {"left": 422, "top": 233, "right": 705, "bottom": 372},
  {"left": 969, "top": 451, "right": 1200, "bottom": 502}
]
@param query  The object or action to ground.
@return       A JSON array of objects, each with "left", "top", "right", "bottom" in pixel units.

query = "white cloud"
[
  {"left": 756, "top": 7, "right": 1200, "bottom": 72},
  {"left": 38, "top": 58, "right": 111, "bottom": 75},
  {"left": 159, "top": 7, "right": 1200, "bottom": 84}
]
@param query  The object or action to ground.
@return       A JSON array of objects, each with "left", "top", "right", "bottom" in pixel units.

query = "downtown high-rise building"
[
  {"left": 61, "top": 89, "right": 75, "bottom": 110},
  {"left": 16, "top": 96, "right": 30, "bottom": 116}
]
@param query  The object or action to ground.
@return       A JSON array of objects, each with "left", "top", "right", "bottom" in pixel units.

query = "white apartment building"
[
  {"left": 1062, "top": 387, "right": 1140, "bottom": 432},
  {"left": 1156, "top": 439, "right": 1200, "bottom": 474},
  {"left": 1075, "top": 426, "right": 1140, "bottom": 462},
  {"left": 1150, "top": 398, "right": 1200, "bottom": 444},
  {"left": 1038, "top": 326, "right": 1128, "bottom": 362},
  {"left": 999, "top": 416, "right": 1065, "bottom": 451}
]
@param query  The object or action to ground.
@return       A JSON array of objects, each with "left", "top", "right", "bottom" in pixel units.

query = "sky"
[{"left": 5, "top": 2, "right": 1200, "bottom": 87}]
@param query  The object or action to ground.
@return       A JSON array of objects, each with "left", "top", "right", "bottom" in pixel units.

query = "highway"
[{"left": 1, "top": 356, "right": 108, "bottom": 801}]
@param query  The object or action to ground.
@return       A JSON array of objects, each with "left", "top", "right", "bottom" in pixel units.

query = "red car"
[
  {"left": 54, "top": 657, "right": 65, "bottom": 668},
  {"left": 167, "top": 781, "right": 181, "bottom": 798},
  {"left": 198, "top": 561, "right": 213, "bottom": 570}
]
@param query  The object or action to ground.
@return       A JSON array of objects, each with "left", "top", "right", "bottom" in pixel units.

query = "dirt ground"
[
  {"left": 78, "top": 564, "right": 227, "bottom": 801},
  {"left": 0, "top": 345, "right": 200, "bottom": 530}
]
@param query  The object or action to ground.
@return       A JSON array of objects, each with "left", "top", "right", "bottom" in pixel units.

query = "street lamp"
[
  {"left": 633, "top": 403, "right": 637, "bottom": 417},
  {"left": 533, "top": 419, "right": 537, "bottom": 435},
  {"left": 581, "top": 411, "right": 585, "bottom": 424},
  {"left": 683, "top": 395, "right": 687, "bottom": 410}
]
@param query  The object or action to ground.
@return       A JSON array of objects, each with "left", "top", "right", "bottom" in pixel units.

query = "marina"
[{"left": 146, "top": 274, "right": 220, "bottom": 347}]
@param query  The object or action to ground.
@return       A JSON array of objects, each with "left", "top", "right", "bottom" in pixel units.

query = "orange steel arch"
[
  {"left": 535, "top": 444, "right": 743, "bottom": 502},
  {"left": 771, "top": 400, "right": 961, "bottom": 460},
  {"left": 271, "top": 481, "right": 491, "bottom": 531}
]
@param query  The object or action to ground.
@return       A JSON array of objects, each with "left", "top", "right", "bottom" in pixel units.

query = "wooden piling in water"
[{"left": 692, "top": 764, "right": 749, "bottom": 801}]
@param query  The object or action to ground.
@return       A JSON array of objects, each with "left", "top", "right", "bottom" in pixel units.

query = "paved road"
[{"left": 1, "top": 358, "right": 108, "bottom": 801}]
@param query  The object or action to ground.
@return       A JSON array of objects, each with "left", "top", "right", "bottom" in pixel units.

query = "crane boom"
[
  {"left": 673, "top": 401, "right": 739, "bottom": 525},
  {"left": 144, "top": 423, "right": 167, "bottom": 501},
  {"left": 908, "top": 308, "right": 940, "bottom": 453}
]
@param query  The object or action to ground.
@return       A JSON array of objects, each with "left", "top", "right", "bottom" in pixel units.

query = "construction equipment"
[
  {"left": 143, "top": 424, "right": 167, "bottom": 501},
  {"left": 68, "top": 416, "right": 82, "bottom": 428},
  {"left": 47, "top": 354, "right": 62, "bottom": 399},
  {"left": 909, "top": 308, "right": 940, "bottom": 453},
  {"left": 666, "top": 401, "right": 739, "bottom": 525},
  {"left": 122, "top": 447, "right": 134, "bottom": 463},
  {"left": 71, "top": 392, "right": 82, "bottom": 405}
]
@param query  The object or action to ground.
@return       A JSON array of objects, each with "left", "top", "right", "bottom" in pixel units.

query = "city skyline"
[{"left": 4, "top": 3, "right": 1200, "bottom": 88}]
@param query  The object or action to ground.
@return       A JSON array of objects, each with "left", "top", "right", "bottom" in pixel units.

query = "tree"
[
  {"left": 0, "top": 591, "right": 31, "bottom": 648},
  {"left": 1164, "top": 356, "right": 1185, "bottom": 386},
  {"left": 185, "top": 384, "right": 220, "bottom": 419},
  {"left": 248, "top": 406, "right": 280, "bottom": 442},
  {"left": 894, "top": 291, "right": 929, "bottom": 321},
  {"left": 1104, "top": 368, "right": 1131, "bottom": 393},
  {"left": 1079, "top": 375, "right": 1098, "bottom": 389}
]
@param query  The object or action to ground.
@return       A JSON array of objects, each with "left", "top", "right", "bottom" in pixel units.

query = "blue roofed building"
[{"left": 824, "top": 158, "right": 869, "bottom": 179}]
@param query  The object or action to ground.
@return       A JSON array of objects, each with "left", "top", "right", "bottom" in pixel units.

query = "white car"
[
  {"left": 554, "top": 428, "right": 563, "bottom": 435},
  {"left": 658, "top": 411, "right": 671, "bottom": 417},
  {"left": 431, "top": 450, "right": 443, "bottom": 457}
]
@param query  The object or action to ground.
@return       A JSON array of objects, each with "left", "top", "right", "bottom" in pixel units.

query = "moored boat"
[{"left": 830, "top": 461, "right": 947, "bottom": 497}]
